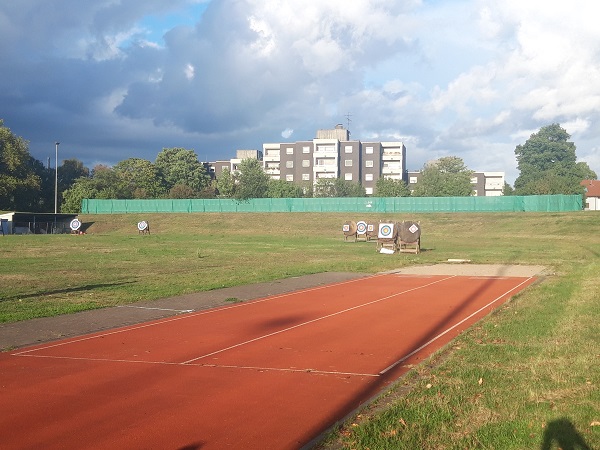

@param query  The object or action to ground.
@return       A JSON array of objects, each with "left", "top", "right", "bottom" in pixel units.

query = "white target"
[
  {"left": 378, "top": 223, "right": 395, "bottom": 239},
  {"left": 342, "top": 224, "right": 350, "bottom": 232},
  {"left": 69, "top": 219, "right": 81, "bottom": 231},
  {"left": 137, "top": 221, "right": 149, "bottom": 231},
  {"left": 356, "top": 221, "right": 367, "bottom": 234}
]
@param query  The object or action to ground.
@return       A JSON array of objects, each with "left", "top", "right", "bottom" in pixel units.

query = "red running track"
[{"left": 0, "top": 273, "right": 536, "bottom": 449}]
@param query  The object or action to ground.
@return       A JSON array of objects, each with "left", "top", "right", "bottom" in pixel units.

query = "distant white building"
[{"left": 407, "top": 171, "right": 505, "bottom": 197}]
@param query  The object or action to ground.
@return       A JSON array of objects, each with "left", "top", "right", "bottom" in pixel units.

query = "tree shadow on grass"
[
  {"left": 541, "top": 418, "right": 592, "bottom": 450},
  {"left": 0, "top": 281, "right": 135, "bottom": 302}
]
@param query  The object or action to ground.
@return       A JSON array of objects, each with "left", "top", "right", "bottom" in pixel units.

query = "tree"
[
  {"left": 0, "top": 120, "right": 42, "bottom": 211},
  {"left": 113, "top": 158, "right": 167, "bottom": 198},
  {"left": 313, "top": 178, "right": 365, "bottom": 197},
  {"left": 233, "top": 158, "right": 270, "bottom": 200},
  {"left": 216, "top": 168, "right": 236, "bottom": 198},
  {"left": 155, "top": 148, "right": 210, "bottom": 195},
  {"left": 267, "top": 179, "right": 304, "bottom": 198},
  {"left": 375, "top": 177, "right": 411, "bottom": 197},
  {"left": 61, "top": 177, "right": 99, "bottom": 213},
  {"left": 412, "top": 156, "right": 474, "bottom": 197},
  {"left": 58, "top": 159, "right": 89, "bottom": 193},
  {"left": 514, "top": 124, "right": 597, "bottom": 195}
]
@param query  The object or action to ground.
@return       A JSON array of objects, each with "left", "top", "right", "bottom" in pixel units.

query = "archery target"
[
  {"left": 137, "top": 221, "right": 149, "bottom": 231},
  {"left": 342, "top": 224, "right": 350, "bottom": 232},
  {"left": 356, "top": 221, "right": 367, "bottom": 234},
  {"left": 378, "top": 223, "right": 395, "bottom": 239},
  {"left": 367, "top": 224, "right": 375, "bottom": 232},
  {"left": 69, "top": 219, "right": 81, "bottom": 231}
]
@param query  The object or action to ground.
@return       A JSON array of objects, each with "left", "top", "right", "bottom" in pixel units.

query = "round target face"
[
  {"left": 137, "top": 221, "right": 148, "bottom": 231},
  {"left": 378, "top": 223, "right": 394, "bottom": 238},
  {"left": 342, "top": 224, "right": 350, "bottom": 232},
  {"left": 356, "top": 221, "right": 367, "bottom": 234},
  {"left": 69, "top": 219, "right": 81, "bottom": 231}
]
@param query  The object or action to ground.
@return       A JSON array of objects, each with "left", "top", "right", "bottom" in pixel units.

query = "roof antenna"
[{"left": 345, "top": 112, "right": 352, "bottom": 138}]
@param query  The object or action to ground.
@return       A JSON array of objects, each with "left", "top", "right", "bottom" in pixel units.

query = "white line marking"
[
  {"left": 181, "top": 276, "right": 456, "bottom": 364},
  {"left": 378, "top": 276, "right": 534, "bottom": 375},
  {"left": 12, "top": 275, "right": 384, "bottom": 357},
  {"left": 116, "top": 305, "right": 194, "bottom": 313},
  {"left": 193, "top": 363, "right": 380, "bottom": 377},
  {"left": 15, "top": 353, "right": 380, "bottom": 377}
]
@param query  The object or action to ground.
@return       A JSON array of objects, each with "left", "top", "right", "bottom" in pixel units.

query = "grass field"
[{"left": 1, "top": 211, "right": 599, "bottom": 448}]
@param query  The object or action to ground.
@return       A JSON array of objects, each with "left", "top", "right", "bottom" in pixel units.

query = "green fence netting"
[{"left": 80, "top": 195, "right": 582, "bottom": 214}]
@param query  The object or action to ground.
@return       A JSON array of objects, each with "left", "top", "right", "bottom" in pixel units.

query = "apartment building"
[
  {"left": 407, "top": 171, "right": 505, "bottom": 197},
  {"left": 208, "top": 125, "right": 407, "bottom": 195},
  {"left": 262, "top": 125, "right": 407, "bottom": 195}
]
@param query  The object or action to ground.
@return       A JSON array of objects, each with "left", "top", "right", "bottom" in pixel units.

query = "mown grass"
[{"left": 1, "top": 211, "right": 599, "bottom": 448}]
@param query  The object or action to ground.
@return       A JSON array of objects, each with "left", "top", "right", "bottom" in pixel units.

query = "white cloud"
[{"left": 0, "top": 0, "right": 599, "bottom": 182}]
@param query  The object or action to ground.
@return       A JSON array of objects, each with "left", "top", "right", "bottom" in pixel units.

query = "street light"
[{"left": 54, "top": 142, "right": 60, "bottom": 214}]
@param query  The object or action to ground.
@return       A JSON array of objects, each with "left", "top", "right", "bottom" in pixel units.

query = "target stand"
[
  {"left": 376, "top": 222, "right": 398, "bottom": 253},
  {"left": 69, "top": 219, "right": 82, "bottom": 235},
  {"left": 355, "top": 221, "right": 369, "bottom": 242},
  {"left": 342, "top": 221, "right": 357, "bottom": 242},
  {"left": 137, "top": 221, "right": 150, "bottom": 235},
  {"left": 398, "top": 221, "right": 421, "bottom": 254}
]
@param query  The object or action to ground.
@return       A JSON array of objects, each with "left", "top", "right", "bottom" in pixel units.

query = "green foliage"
[
  {"left": 233, "top": 158, "right": 270, "bottom": 200},
  {"left": 375, "top": 177, "right": 411, "bottom": 197},
  {"left": 113, "top": 158, "right": 167, "bottom": 198},
  {"left": 155, "top": 147, "right": 210, "bottom": 194},
  {"left": 412, "top": 156, "right": 474, "bottom": 197},
  {"left": 267, "top": 179, "right": 304, "bottom": 198},
  {"left": 314, "top": 178, "right": 366, "bottom": 197},
  {"left": 216, "top": 168, "right": 236, "bottom": 198},
  {"left": 61, "top": 177, "right": 99, "bottom": 213},
  {"left": 514, "top": 124, "right": 597, "bottom": 195},
  {"left": 0, "top": 120, "right": 42, "bottom": 211}
]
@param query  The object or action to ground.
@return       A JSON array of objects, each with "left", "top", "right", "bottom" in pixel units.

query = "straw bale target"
[
  {"left": 366, "top": 223, "right": 377, "bottom": 240},
  {"left": 342, "top": 220, "right": 357, "bottom": 241},
  {"left": 398, "top": 220, "right": 421, "bottom": 254}
]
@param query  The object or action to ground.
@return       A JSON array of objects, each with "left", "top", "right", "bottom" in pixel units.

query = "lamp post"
[{"left": 54, "top": 142, "right": 60, "bottom": 214}]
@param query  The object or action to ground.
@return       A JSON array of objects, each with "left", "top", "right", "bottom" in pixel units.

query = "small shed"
[
  {"left": 581, "top": 180, "right": 600, "bottom": 210},
  {"left": 0, "top": 212, "right": 79, "bottom": 235}
]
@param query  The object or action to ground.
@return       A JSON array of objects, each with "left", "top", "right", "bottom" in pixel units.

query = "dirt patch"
[{"left": 385, "top": 263, "right": 547, "bottom": 277}]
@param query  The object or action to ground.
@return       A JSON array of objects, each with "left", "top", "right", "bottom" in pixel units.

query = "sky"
[{"left": 2, "top": 0, "right": 600, "bottom": 185}]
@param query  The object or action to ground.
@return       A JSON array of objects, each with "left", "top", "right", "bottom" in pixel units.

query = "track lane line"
[
  {"left": 12, "top": 273, "right": 388, "bottom": 357},
  {"left": 181, "top": 275, "right": 457, "bottom": 364},
  {"left": 378, "top": 276, "right": 535, "bottom": 375}
]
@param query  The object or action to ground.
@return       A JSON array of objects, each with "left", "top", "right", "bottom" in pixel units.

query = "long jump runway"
[{"left": 0, "top": 273, "right": 536, "bottom": 449}]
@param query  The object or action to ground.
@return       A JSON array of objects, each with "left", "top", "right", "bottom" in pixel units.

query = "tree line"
[{"left": 1, "top": 120, "right": 596, "bottom": 213}]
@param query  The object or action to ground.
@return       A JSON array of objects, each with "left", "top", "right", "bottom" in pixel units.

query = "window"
[
  {"left": 365, "top": 160, "right": 374, "bottom": 168},
  {"left": 365, "top": 174, "right": 373, "bottom": 181},
  {"left": 471, "top": 177, "right": 478, "bottom": 184},
  {"left": 365, "top": 146, "right": 374, "bottom": 154},
  {"left": 345, "top": 173, "right": 353, "bottom": 181},
  {"left": 365, "top": 187, "right": 373, "bottom": 195},
  {"left": 409, "top": 176, "right": 418, "bottom": 184},
  {"left": 302, "top": 173, "right": 310, "bottom": 181},
  {"left": 302, "top": 146, "right": 310, "bottom": 153},
  {"left": 285, "top": 174, "right": 294, "bottom": 181},
  {"left": 302, "top": 159, "right": 310, "bottom": 168},
  {"left": 345, "top": 145, "right": 353, "bottom": 153},
  {"left": 286, "top": 160, "right": 294, "bottom": 168},
  {"left": 345, "top": 160, "right": 353, "bottom": 167},
  {"left": 286, "top": 147, "right": 294, "bottom": 155}
]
